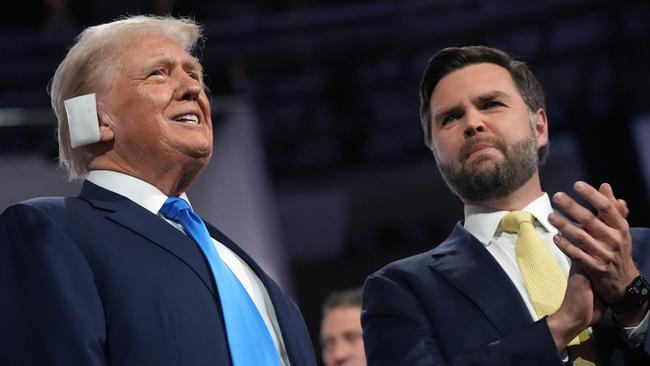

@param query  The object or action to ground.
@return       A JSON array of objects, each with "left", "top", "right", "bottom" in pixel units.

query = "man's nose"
[
  {"left": 175, "top": 72, "right": 202, "bottom": 101},
  {"left": 463, "top": 108, "right": 486, "bottom": 138},
  {"left": 331, "top": 343, "right": 352, "bottom": 364}
]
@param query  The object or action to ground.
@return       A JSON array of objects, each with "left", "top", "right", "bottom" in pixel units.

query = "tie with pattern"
[
  {"left": 500, "top": 211, "right": 597, "bottom": 366},
  {"left": 160, "top": 197, "right": 281, "bottom": 366}
]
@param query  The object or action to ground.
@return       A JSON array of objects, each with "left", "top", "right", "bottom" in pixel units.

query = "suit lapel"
[
  {"left": 79, "top": 180, "right": 306, "bottom": 363},
  {"left": 428, "top": 222, "right": 533, "bottom": 336},
  {"left": 206, "top": 224, "right": 308, "bottom": 365},
  {"left": 78, "top": 181, "right": 217, "bottom": 297}
]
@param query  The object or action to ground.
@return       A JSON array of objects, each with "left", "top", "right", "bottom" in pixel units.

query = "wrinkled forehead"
[
  {"left": 430, "top": 63, "right": 519, "bottom": 107},
  {"left": 118, "top": 34, "right": 201, "bottom": 68},
  {"left": 90, "top": 34, "right": 203, "bottom": 94}
]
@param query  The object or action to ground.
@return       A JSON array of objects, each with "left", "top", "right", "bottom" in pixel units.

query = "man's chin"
[
  {"left": 174, "top": 149, "right": 212, "bottom": 174},
  {"left": 183, "top": 143, "right": 213, "bottom": 159},
  {"left": 463, "top": 157, "right": 499, "bottom": 175}
]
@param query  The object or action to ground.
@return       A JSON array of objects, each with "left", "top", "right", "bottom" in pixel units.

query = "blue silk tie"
[{"left": 160, "top": 197, "right": 281, "bottom": 366}]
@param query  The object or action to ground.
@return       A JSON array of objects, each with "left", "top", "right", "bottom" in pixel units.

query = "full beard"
[{"left": 437, "top": 134, "right": 539, "bottom": 203}]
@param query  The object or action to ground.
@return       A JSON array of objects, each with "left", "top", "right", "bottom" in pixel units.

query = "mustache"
[{"left": 459, "top": 136, "right": 508, "bottom": 163}]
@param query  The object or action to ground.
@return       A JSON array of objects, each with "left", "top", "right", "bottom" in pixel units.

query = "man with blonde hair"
[{"left": 0, "top": 15, "right": 316, "bottom": 366}]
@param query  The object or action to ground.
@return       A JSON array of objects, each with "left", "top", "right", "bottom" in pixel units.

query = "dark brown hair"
[
  {"left": 418, "top": 46, "right": 546, "bottom": 149},
  {"left": 322, "top": 288, "right": 362, "bottom": 314}
]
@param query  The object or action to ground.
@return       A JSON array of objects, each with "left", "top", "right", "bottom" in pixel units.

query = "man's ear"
[
  {"left": 97, "top": 101, "right": 115, "bottom": 143},
  {"left": 533, "top": 108, "right": 548, "bottom": 148}
]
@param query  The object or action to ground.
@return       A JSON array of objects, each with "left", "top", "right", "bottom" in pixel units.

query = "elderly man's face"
[
  {"left": 99, "top": 35, "right": 212, "bottom": 180},
  {"left": 320, "top": 306, "right": 367, "bottom": 366}
]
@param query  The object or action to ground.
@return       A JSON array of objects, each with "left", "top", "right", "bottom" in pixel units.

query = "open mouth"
[{"left": 172, "top": 113, "right": 199, "bottom": 124}]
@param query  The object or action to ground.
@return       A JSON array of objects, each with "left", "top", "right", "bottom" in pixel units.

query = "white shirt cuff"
[{"left": 617, "top": 309, "right": 650, "bottom": 347}]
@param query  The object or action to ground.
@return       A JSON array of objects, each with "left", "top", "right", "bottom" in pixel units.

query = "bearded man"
[{"left": 361, "top": 46, "right": 650, "bottom": 366}]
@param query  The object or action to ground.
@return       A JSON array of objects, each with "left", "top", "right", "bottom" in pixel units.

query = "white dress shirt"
[
  {"left": 463, "top": 193, "right": 648, "bottom": 346},
  {"left": 87, "top": 170, "right": 290, "bottom": 365}
]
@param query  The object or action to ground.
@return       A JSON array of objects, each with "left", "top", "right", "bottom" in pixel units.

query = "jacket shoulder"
[
  {"left": 2, "top": 196, "right": 64, "bottom": 217},
  {"left": 369, "top": 223, "right": 467, "bottom": 281},
  {"left": 1, "top": 196, "right": 88, "bottom": 229},
  {"left": 372, "top": 250, "right": 435, "bottom": 279}
]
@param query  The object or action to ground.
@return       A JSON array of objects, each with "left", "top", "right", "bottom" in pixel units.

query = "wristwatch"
[{"left": 610, "top": 275, "right": 650, "bottom": 313}]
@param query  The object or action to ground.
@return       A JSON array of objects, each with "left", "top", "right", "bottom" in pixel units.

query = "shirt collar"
[
  {"left": 86, "top": 170, "right": 190, "bottom": 214},
  {"left": 463, "top": 193, "right": 557, "bottom": 245}
]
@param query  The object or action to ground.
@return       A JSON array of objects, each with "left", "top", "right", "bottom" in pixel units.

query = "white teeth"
[{"left": 174, "top": 114, "right": 199, "bottom": 124}]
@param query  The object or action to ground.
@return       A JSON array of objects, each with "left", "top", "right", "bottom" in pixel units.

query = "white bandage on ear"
[{"left": 64, "top": 93, "right": 101, "bottom": 148}]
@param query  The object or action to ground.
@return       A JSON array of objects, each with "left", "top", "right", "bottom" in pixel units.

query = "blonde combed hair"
[{"left": 48, "top": 15, "right": 203, "bottom": 180}]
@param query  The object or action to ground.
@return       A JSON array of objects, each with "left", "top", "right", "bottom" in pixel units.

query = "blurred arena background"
[{"left": 1, "top": 0, "right": 650, "bottom": 361}]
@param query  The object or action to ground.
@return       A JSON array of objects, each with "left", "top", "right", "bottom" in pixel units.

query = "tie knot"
[
  {"left": 500, "top": 211, "right": 535, "bottom": 233},
  {"left": 160, "top": 196, "right": 191, "bottom": 220}
]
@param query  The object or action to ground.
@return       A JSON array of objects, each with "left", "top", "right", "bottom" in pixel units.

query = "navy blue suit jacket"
[
  {"left": 0, "top": 181, "right": 317, "bottom": 366},
  {"left": 362, "top": 222, "right": 650, "bottom": 365}
]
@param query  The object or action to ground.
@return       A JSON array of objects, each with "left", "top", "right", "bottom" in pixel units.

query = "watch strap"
[{"left": 610, "top": 275, "right": 650, "bottom": 314}]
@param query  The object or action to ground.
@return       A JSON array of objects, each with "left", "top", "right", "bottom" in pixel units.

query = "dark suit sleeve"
[
  {"left": 631, "top": 228, "right": 650, "bottom": 359},
  {"left": 362, "top": 270, "right": 563, "bottom": 366},
  {"left": 0, "top": 203, "right": 107, "bottom": 365}
]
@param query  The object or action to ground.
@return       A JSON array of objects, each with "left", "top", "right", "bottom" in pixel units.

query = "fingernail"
[
  {"left": 574, "top": 181, "right": 586, "bottom": 190},
  {"left": 553, "top": 234, "right": 561, "bottom": 243},
  {"left": 553, "top": 192, "right": 564, "bottom": 202},
  {"left": 548, "top": 213, "right": 556, "bottom": 221}
]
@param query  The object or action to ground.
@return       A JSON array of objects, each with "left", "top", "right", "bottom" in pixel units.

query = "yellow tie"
[{"left": 500, "top": 211, "right": 597, "bottom": 366}]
